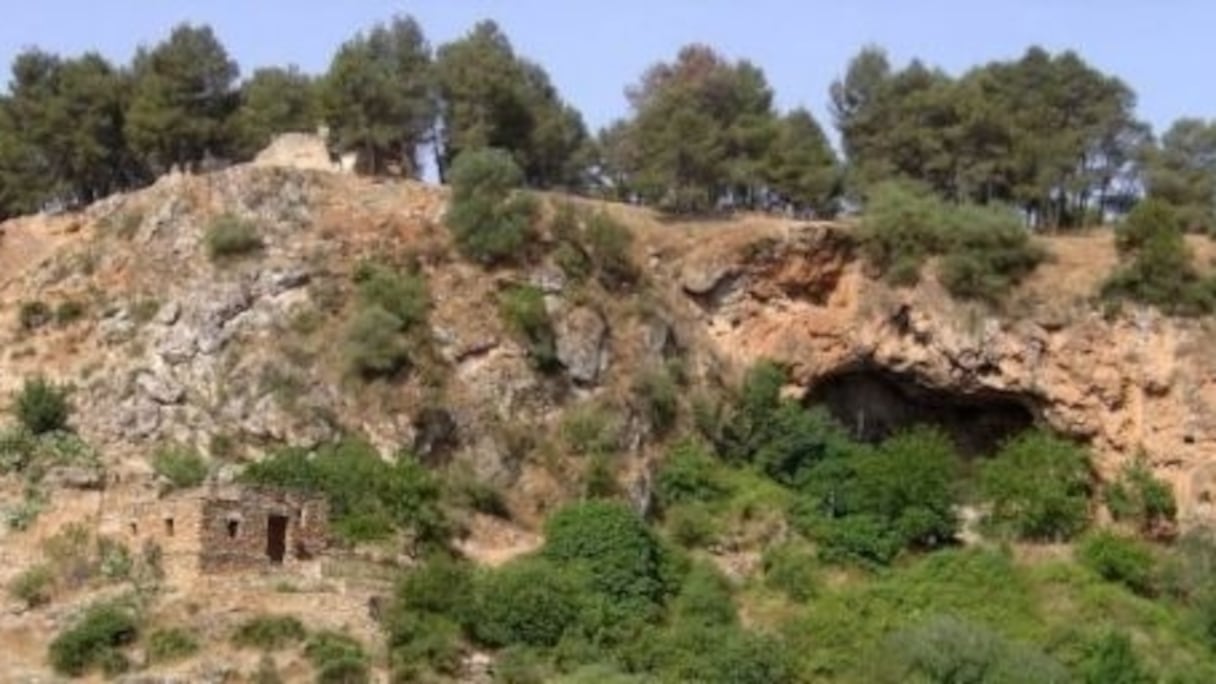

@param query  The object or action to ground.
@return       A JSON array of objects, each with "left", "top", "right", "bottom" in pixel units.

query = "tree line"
[{"left": 2, "top": 15, "right": 1213, "bottom": 230}]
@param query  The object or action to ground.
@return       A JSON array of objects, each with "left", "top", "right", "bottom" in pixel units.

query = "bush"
[
  {"left": 472, "top": 558, "right": 584, "bottom": 648},
  {"left": 585, "top": 211, "right": 637, "bottom": 288},
  {"left": 305, "top": 630, "right": 370, "bottom": 684},
  {"left": 634, "top": 366, "right": 679, "bottom": 435},
  {"left": 151, "top": 443, "right": 209, "bottom": 490},
  {"left": 670, "top": 562, "right": 737, "bottom": 627},
  {"left": 544, "top": 500, "right": 671, "bottom": 615},
  {"left": 858, "top": 181, "right": 947, "bottom": 285},
  {"left": 48, "top": 601, "right": 139, "bottom": 676},
  {"left": 1106, "top": 455, "right": 1177, "bottom": 535},
  {"left": 560, "top": 402, "right": 623, "bottom": 457},
  {"left": 655, "top": 440, "right": 730, "bottom": 510},
  {"left": 19, "top": 300, "right": 52, "bottom": 330},
  {"left": 499, "top": 285, "right": 559, "bottom": 371},
  {"left": 54, "top": 300, "right": 87, "bottom": 327},
  {"left": 1103, "top": 199, "right": 1216, "bottom": 316},
  {"left": 344, "top": 305, "right": 410, "bottom": 379},
  {"left": 666, "top": 503, "right": 719, "bottom": 548},
  {"left": 802, "top": 427, "right": 960, "bottom": 565},
  {"left": 147, "top": 627, "right": 199, "bottom": 663},
  {"left": 1080, "top": 631, "right": 1154, "bottom": 684},
  {"left": 446, "top": 148, "right": 537, "bottom": 264},
  {"left": 8, "top": 564, "right": 53, "bottom": 608},
  {"left": 979, "top": 430, "right": 1092, "bottom": 541},
  {"left": 231, "top": 615, "right": 307, "bottom": 650},
  {"left": 353, "top": 261, "right": 429, "bottom": 330},
  {"left": 761, "top": 543, "right": 819, "bottom": 602},
  {"left": 242, "top": 440, "right": 447, "bottom": 546},
  {"left": 1078, "top": 531, "right": 1157, "bottom": 596},
  {"left": 874, "top": 614, "right": 1069, "bottom": 684},
  {"left": 205, "top": 213, "right": 264, "bottom": 260},
  {"left": 393, "top": 554, "right": 475, "bottom": 620},
  {"left": 13, "top": 376, "right": 70, "bottom": 435}
]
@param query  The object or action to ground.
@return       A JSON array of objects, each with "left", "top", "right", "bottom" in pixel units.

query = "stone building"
[{"left": 109, "top": 484, "right": 329, "bottom": 583}]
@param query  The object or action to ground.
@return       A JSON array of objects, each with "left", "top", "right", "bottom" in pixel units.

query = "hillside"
[{"left": 3, "top": 153, "right": 1216, "bottom": 681}]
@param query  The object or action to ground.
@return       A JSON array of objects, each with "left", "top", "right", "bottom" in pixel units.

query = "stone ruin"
[{"left": 109, "top": 484, "right": 329, "bottom": 582}]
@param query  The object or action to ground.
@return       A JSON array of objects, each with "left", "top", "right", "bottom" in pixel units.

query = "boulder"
[{"left": 554, "top": 305, "right": 609, "bottom": 384}]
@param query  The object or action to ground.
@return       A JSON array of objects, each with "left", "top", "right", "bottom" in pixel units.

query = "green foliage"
[
  {"left": 146, "top": 627, "right": 199, "bottom": 663},
  {"left": 435, "top": 21, "right": 589, "bottom": 188},
  {"left": 205, "top": 213, "right": 264, "bottom": 261},
  {"left": 13, "top": 376, "right": 70, "bottom": 435},
  {"left": 801, "top": 427, "right": 960, "bottom": 565},
  {"left": 241, "top": 439, "right": 447, "bottom": 545},
  {"left": 323, "top": 16, "right": 434, "bottom": 176},
  {"left": 859, "top": 182, "right": 1043, "bottom": 298},
  {"left": 633, "top": 365, "right": 678, "bottom": 435},
  {"left": 670, "top": 562, "right": 737, "bottom": 627},
  {"left": 1105, "top": 456, "right": 1177, "bottom": 534},
  {"left": 761, "top": 543, "right": 819, "bottom": 602},
  {"left": 353, "top": 261, "right": 429, "bottom": 331},
  {"left": 344, "top": 305, "right": 410, "bottom": 379},
  {"left": 560, "top": 402, "right": 622, "bottom": 457},
  {"left": 656, "top": 439, "right": 731, "bottom": 510},
  {"left": 1078, "top": 531, "right": 1157, "bottom": 596},
  {"left": 498, "top": 285, "right": 559, "bottom": 371},
  {"left": 584, "top": 211, "right": 637, "bottom": 288},
  {"left": 48, "top": 601, "right": 138, "bottom": 676},
  {"left": 8, "top": 564, "right": 53, "bottom": 608},
  {"left": 472, "top": 557, "right": 584, "bottom": 647},
  {"left": 19, "top": 300, "right": 52, "bottom": 330},
  {"left": 230, "top": 66, "right": 317, "bottom": 160},
  {"left": 385, "top": 555, "right": 474, "bottom": 678},
  {"left": 1103, "top": 198, "right": 1216, "bottom": 315},
  {"left": 305, "top": 631, "right": 370, "bottom": 684},
  {"left": 54, "top": 300, "right": 86, "bottom": 326},
  {"left": 1080, "top": 631, "right": 1154, "bottom": 684},
  {"left": 544, "top": 500, "right": 671, "bottom": 616},
  {"left": 446, "top": 147, "right": 538, "bottom": 264},
  {"left": 1142, "top": 118, "right": 1216, "bottom": 234},
  {"left": 151, "top": 443, "right": 208, "bottom": 490},
  {"left": 979, "top": 430, "right": 1092, "bottom": 541},
  {"left": 231, "top": 615, "right": 307, "bottom": 650},
  {"left": 874, "top": 614, "right": 1069, "bottom": 684}
]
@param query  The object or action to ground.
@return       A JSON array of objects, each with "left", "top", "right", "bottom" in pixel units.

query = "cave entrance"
[
  {"left": 266, "top": 514, "right": 288, "bottom": 564},
  {"left": 806, "top": 368, "right": 1036, "bottom": 456}
]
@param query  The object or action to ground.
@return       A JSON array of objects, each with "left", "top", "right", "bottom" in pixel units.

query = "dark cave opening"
[{"left": 806, "top": 367, "right": 1037, "bottom": 456}]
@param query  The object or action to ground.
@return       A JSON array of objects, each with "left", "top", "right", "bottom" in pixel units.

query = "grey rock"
[
  {"left": 259, "top": 266, "right": 311, "bottom": 296},
  {"left": 43, "top": 466, "right": 103, "bottom": 490},
  {"left": 98, "top": 316, "right": 134, "bottom": 346},
  {"left": 555, "top": 305, "right": 609, "bottom": 384},
  {"left": 136, "top": 371, "right": 185, "bottom": 405},
  {"left": 157, "top": 326, "right": 196, "bottom": 365},
  {"left": 681, "top": 260, "right": 738, "bottom": 295},
  {"left": 154, "top": 300, "right": 181, "bottom": 326},
  {"left": 530, "top": 263, "right": 567, "bottom": 294},
  {"left": 124, "top": 396, "right": 162, "bottom": 439}
]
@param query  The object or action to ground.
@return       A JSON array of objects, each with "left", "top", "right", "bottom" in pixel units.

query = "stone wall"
[{"left": 198, "top": 487, "right": 328, "bottom": 573}]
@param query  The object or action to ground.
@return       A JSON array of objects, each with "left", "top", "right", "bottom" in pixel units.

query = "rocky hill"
[{"left": 3, "top": 150, "right": 1216, "bottom": 680}]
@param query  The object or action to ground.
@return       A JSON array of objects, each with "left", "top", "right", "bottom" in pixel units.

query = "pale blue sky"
[{"left": 1, "top": 1, "right": 1211, "bottom": 144}]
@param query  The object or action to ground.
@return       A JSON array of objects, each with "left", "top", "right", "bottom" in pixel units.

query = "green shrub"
[
  {"left": 147, "top": 627, "right": 199, "bottom": 663},
  {"left": 344, "top": 305, "right": 410, "bottom": 379},
  {"left": 544, "top": 500, "right": 671, "bottom": 615},
  {"left": 634, "top": 366, "right": 679, "bottom": 435},
  {"left": 305, "top": 630, "right": 370, "bottom": 684},
  {"left": 554, "top": 240, "right": 592, "bottom": 282},
  {"left": 666, "top": 503, "right": 719, "bottom": 548},
  {"left": 13, "top": 376, "right": 70, "bottom": 435},
  {"left": 585, "top": 211, "right": 636, "bottom": 288},
  {"left": 874, "top": 614, "right": 1069, "bottom": 684},
  {"left": 937, "top": 204, "right": 1046, "bottom": 302},
  {"left": 152, "top": 444, "right": 209, "bottom": 490},
  {"left": 19, "top": 300, "right": 52, "bottom": 330},
  {"left": 445, "top": 148, "right": 537, "bottom": 264},
  {"left": 1105, "top": 455, "right": 1177, "bottom": 534},
  {"left": 979, "top": 430, "right": 1092, "bottom": 541},
  {"left": 499, "top": 285, "right": 559, "bottom": 371},
  {"left": 0, "top": 427, "right": 36, "bottom": 474},
  {"left": 54, "top": 300, "right": 87, "bottom": 327},
  {"left": 472, "top": 558, "right": 584, "bottom": 648},
  {"left": 670, "top": 562, "right": 737, "bottom": 627},
  {"left": 644, "top": 623, "right": 795, "bottom": 684},
  {"left": 1103, "top": 199, "right": 1216, "bottom": 316},
  {"left": 231, "top": 615, "right": 307, "bottom": 650},
  {"left": 48, "top": 601, "right": 139, "bottom": 676},
  {"left": 656, "top": 440, "right": 730, "bottom": 509},
  {"left": 242, "top": 440, "right": 447, "bottom": 546},
  {"left": 858, "top": 181, "right": 947, "bottom": 284},
  {"left": 761, "top": 543, "right": 819, "bottom": 602},
  {"left": 8, "top": 564, "right": 53, "bottom": 608},
  {"left": 394, "top": 554, "right": 475, "bottom": 620},
  {"left": 353, "top": 261, "right": 429, "bottom": 330},
  {"left": 801, "top": 427, "right": 960, "bottom": 565},
  {"left": 388, "top": 612, "right": 464, "bottom": 679},
  {"left": 205, "top": 213, "right": 264, "bottom": 261},
  {"left": 1078, "top": 531, "right": 1157, "bottom": 596},
  {"left": 560, "top": 402, "right": 622, "bottom": 457},
  {"left": 1080, "top": 631, "right": 1154, "bottom": 684}
]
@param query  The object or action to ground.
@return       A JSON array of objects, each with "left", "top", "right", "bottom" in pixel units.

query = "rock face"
[
  {"left": 553, "top": 304, "right": 609, "bottom": 385},
  {"left": 679, "top": 224, "right": 1216, "bottom": 524}
]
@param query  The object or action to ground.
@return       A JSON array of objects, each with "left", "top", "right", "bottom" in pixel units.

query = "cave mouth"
[{"left": 805, "top": 367, "right": 1037, "bottom": 457}]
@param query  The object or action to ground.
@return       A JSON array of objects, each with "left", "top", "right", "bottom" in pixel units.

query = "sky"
[{"left": 1, "top": 1, "right": 1213, "bottom": 145}]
